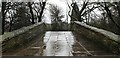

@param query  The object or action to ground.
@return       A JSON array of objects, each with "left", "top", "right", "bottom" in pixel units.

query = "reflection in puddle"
[{"left": 43, "top": 31, "right": 74, "bottom": 56}]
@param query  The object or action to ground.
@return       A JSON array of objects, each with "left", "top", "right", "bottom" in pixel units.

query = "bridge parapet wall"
[
  {"left": 1, "top": 22, "right": 46, "bottom": 52},
  {"left": 73, "top": 21, "right": 120, "bottom": 54}
]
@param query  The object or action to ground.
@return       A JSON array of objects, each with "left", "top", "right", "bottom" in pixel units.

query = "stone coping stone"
[
  {"left": 0, "top": 22, "right": 43, "bottom": 42},
  {"left": 74, "top": 21, "right": 120, "bottom": 43}
]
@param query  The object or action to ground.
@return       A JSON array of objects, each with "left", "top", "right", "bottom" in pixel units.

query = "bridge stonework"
[
  {"left": 1, "top": 22, "right": 46, "bottom": 52},
  {"left": 73, "top": 21, "right": 120, "bottom": 54},
  {"left": 1, "top": 21, "right": 120, "bottom": 55}
]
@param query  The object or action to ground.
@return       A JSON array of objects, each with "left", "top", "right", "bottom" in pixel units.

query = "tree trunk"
[
  {"left": 79, "top": 2, "right": 88, "bottom": 22},
  {"left": 9, "top": 17, "right": 14, "bottom": 32},
  {"left": 116, "top": 2, "right": 120, "bottom": 17},
  {"left": 9, "top": 22, "right": 12, "bottom": 32},
  {"left": 1, "top": 2, "right": 6, "bottom": 35},
  {"left": 104, "top": 3, "right": 120, "bottom": 29},
  {"left": 28, "top": 2, "right": 35, "bottom": 24},
  {"left": 38, "top": 2, "right": 46, "bottom": 22},
  {"left": 71, "top": 2, "right": 88, "bottom": 22},
  {"left": 0, "top": 11, "right": 2, "bottom": 35}
]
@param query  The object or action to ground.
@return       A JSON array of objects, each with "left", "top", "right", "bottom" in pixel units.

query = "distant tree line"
[
  {"left": 68, "top": 1, "right": 120, "bottom": 35},
  {"left": 1, "top": 0, "right": 120, "bottom": 35},
  {"left": 1, "top": 1, "right": 46, "bottom": 34}
]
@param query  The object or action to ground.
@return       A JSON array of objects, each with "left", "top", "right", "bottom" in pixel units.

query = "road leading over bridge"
[
  {"left": 2, "top": 21, "right": 120, "bottom": 57},
  {"left": 43, "top": 31, "right": 74, "bottom": 56}
]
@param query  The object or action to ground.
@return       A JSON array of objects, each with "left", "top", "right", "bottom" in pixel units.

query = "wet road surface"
[{"left": 43, "top": 31, "right": 74, "bottom": 56}]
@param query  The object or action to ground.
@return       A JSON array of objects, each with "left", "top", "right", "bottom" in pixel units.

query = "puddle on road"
[{"left": 43, "top": 31, "right": 75, "bottom": 56}]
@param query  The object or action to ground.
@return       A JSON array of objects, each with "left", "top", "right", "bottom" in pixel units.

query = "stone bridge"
[{"left": 1, "top": 21, "right": 120, "bottom": 57}]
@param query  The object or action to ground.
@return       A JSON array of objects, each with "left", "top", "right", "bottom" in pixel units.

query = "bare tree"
[
  {"left": 28, "top": 2, "right": 35, "bottom": 24},
  {"left": 38, "top": 2, "right": 46, "bottom": 22},
  {"left": 68, "top": 0, "right": 99, "bottom": 23},
  {"left": 70, "top": 1, "right": 89, "bottom": 22},
  {"left": 85, "top": 2, "right": 120, "bottom": 35},
  {"left": 0, "top": 8, "right": 2, "bottom": 35},
  {"left": 31, "top": 0, "right": 47, "bottom": 22},
  {"left": 2, "top": 2, "right": 6, "bottom": 34},
  {"left": 49, "top": 4, "right": 64, "bottom": 30},
  {"left": 99, "top": 2, "right": 120, "bottom": 29}
]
